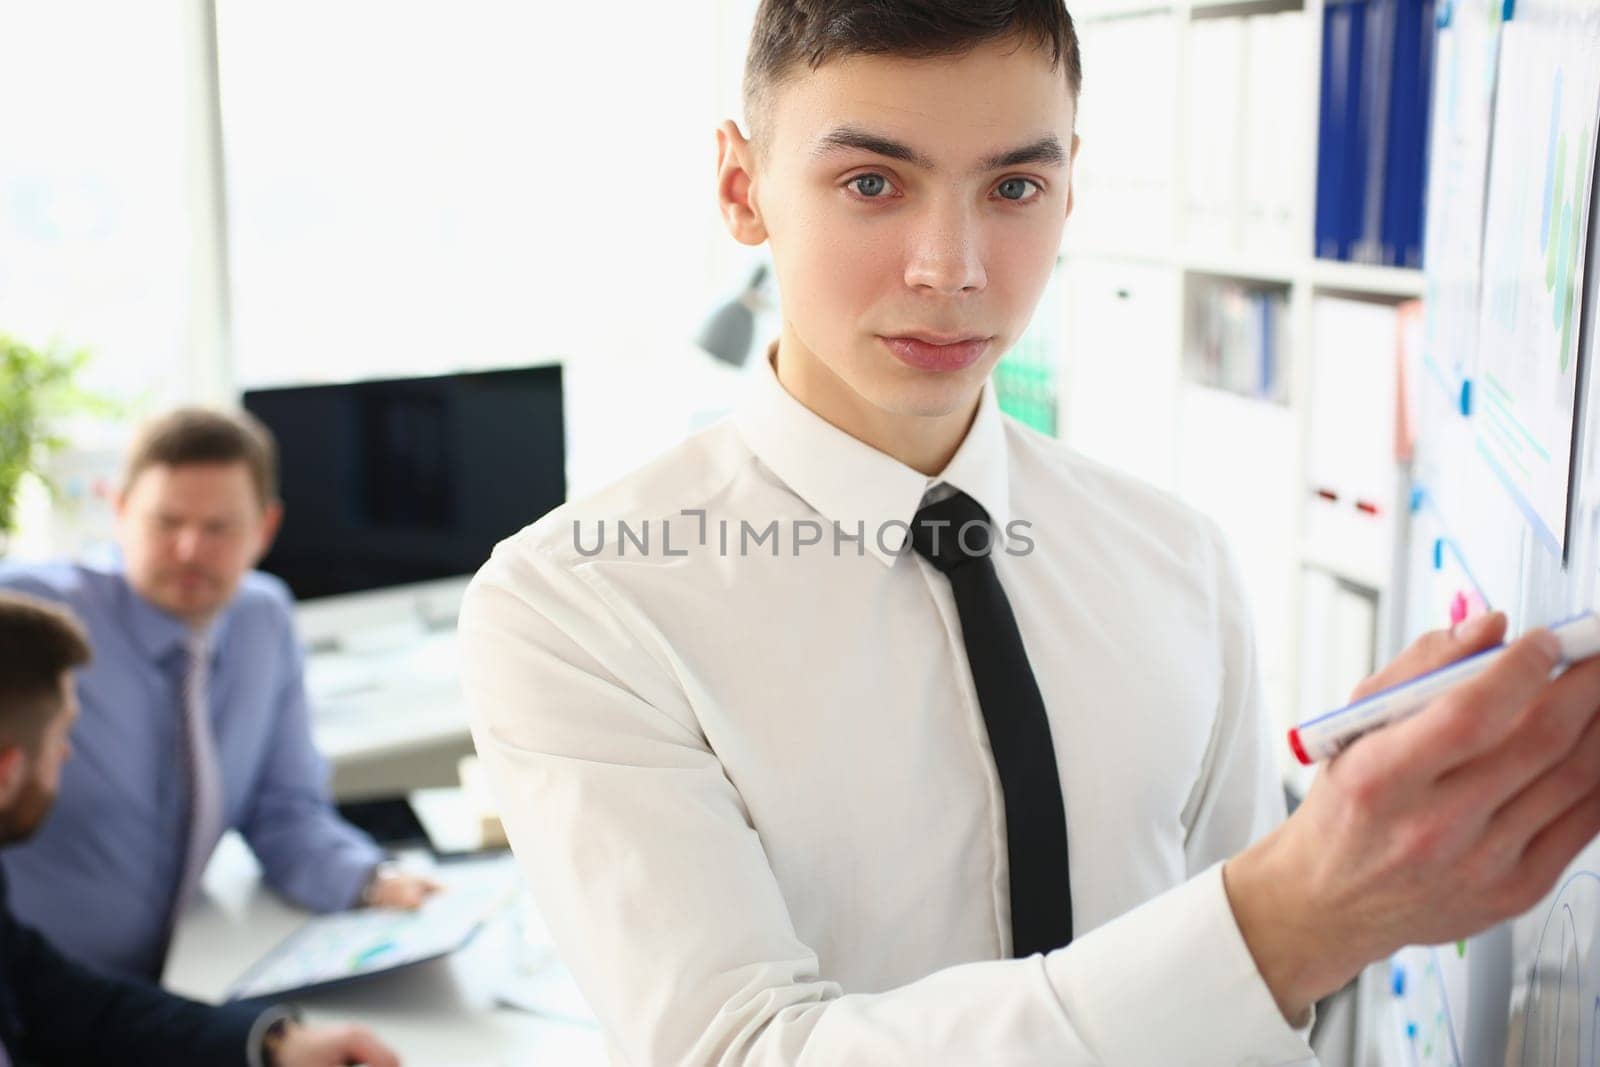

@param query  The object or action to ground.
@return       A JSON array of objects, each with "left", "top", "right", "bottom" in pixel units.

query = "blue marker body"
[{"left": 1288, "top": 613, "right": 1600, "bottom": 764}]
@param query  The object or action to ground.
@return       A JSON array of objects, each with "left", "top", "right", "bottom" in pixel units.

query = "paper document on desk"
[
  {"left": 225, "top": 856, "right": 520, "bottom": 1001},
  {"left": 496, "top": 945, "right": 599, "bottom": 1027}
]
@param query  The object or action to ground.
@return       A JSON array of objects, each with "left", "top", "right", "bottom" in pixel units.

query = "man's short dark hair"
[
  {"left": 743, "top": 0, "right": 1083, "bottom": 145},
  {"left": 0, "top": 593, "right": 90, "bottom": 748},
  {"left": 121, "top": 407, "right": 280, "bottom": 508}
]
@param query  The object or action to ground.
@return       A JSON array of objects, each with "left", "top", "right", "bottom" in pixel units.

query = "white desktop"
[
  {"left": 165, "top": 833, "right": 605, "bottom": 1066},
  {"left": 298, "top": 578, "right": 473, "bottom": 772}
]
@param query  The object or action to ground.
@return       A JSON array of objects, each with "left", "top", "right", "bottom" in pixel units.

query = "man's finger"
[
  {"left": 343, "top": 1027, "right": 401, "bottom": 1067},
  {"left": 1440, "top": 654, "right": 1600, "bottom": 827},
  {"left": 1365, "top": 628, "right": 1559, "bottom": 781},
  {"left": 1505, "top": 780, "right": 1600, "bottom": 918},
  {"left": 1349, "top": 612, "right": 1507, "bottom": 703}
]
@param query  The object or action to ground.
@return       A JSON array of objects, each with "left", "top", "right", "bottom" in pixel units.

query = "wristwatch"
[
  {"left": 360, "top": 860, "right": 401, "bottom": 906},
  {"left": 255, "top": 1005, "right": 304, "bottom": 1067}
]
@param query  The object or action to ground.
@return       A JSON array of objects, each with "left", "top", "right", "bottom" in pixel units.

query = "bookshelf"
[{"left": 1058, "top": 0, "right": 1427, "bottom": 747}]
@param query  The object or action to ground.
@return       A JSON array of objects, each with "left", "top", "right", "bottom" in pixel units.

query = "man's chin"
[
  {"left": 0, "top": 792, "right": 53, "bottom": 846},
  {"left": 154, "top": 586, "right": 227, "bottom": 621},
  {"left": 862, "top": 367, "right": 988, "bottom": 419}
]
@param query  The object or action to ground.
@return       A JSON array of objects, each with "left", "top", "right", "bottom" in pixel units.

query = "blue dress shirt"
[{"left": 0, "top": 560, "right": 383, "bottom": 980}]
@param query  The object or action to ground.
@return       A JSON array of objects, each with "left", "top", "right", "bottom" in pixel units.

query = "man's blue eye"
[
  {"left": 852, "top": 175, "right": 888, "bottom": 197},
  {"left": 997, "top": 178, "right": 1035, "bottom": 201}
]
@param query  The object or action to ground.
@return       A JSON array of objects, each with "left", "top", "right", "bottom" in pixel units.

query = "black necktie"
[{"left": 909, "top": 490, "right": 1073, "bottom": 956}]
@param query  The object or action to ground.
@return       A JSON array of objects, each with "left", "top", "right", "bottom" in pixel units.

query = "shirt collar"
[
  {"left": 114, "top": 568, "right": 231, "bottom": 664},
  {"left": 733, "top": 342, "right": 1012, "bottom": 568}
]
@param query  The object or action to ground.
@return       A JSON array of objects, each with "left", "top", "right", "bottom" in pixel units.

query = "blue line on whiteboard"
[
  {"left": 1438, "top": 538, "right": 1490, "bottom": 607},
  {"left": 1411, "top": 486, "right": 1495, "bottom": 606},
  {"left": 1474, "top": 437, "right": 1563, "bottom": 558},
  {"left": 1421, "top": 349, "right": 1470, "bottom": 415}
]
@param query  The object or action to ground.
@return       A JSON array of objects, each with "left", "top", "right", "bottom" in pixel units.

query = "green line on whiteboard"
[
  {"left": 1499, "top": 445, "right": 1533, "bottom": 482},
  {"left": 1559, "top": 201, "right": 1574, "bottom": 371},
  {"left": 1481, "top": 374, "right": 1552, "bottom": 462},
  {"left": 1546, "top": 132, "right": 1566, "bottom": 289},
  {"left": 1483, "top": 402, "right": 1525, "bottom": 456},
  {"left": 1488, "top": 433, "right": 1536, "bottom": 481},
  {"left": 1556, "top": 128, "right": 1588, "bottom": 373}
]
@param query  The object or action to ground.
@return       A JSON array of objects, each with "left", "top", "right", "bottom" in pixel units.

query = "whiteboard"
[{"left": 1397, "top": 1, "right": 1600, "bottom": 1065}]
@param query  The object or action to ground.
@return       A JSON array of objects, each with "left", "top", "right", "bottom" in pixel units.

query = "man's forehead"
[
  {"left": 128, "top": 462, "right": 257, "bottom": 504},
  {"left": 767, "top": 43, "right": 1075, "bottom": 164}
]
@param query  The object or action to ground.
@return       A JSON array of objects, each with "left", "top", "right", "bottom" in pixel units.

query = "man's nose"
[
  {"left": 173, "top": 528, "right": 204, "bottom": 561},
  {"left": 904, "top": 198, "right": 987, "bottom": 295}
]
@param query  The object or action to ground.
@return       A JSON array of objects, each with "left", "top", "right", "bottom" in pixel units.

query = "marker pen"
[{"left": 1287, "top": 612, "right": 1600, "bottom": 765}]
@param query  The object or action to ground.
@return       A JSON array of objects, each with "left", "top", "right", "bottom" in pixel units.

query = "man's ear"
[
  {"left": 1064, "top": 132, "right": 1082, "bottom": 223},
  {"left": 254, "top": 501, "right": 284, "bottom": 564},
  {"left": 0, "top": 746, "right": 27, "bottom": 808},
  {"left": 716, "top": 119, "right": 769, "bottom": 247}
]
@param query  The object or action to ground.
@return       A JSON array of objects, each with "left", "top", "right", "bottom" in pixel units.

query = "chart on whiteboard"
[
  {"left": 1511, "top": 853, "right": 1600, "bottom": 1066},
  {"left": 1473, "top": 7, "right": 1600, "bottom": 557}
]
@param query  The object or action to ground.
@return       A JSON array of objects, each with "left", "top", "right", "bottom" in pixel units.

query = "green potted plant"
[{"left": 0, "top": 335, "right": 116, "bottom": 553}]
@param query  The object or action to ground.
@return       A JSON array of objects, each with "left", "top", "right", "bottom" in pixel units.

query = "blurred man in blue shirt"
[
  {"left": 0, "top": 408, "right": 436, "bottom": 980},
  {"left": 0, "top": 590, "right": 401, "bottom": 1066}
]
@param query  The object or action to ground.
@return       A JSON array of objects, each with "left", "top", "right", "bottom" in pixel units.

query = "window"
[
  {"left": 217, "top": 1, "right": 726, "bottom": 389},
  {"left": 0, "top": 1, "right": 191, "bottom": 409}
]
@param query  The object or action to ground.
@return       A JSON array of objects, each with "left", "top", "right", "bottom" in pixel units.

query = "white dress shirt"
[{"left": 460, "top": 346, "right": 1317, "bottom": 1065}]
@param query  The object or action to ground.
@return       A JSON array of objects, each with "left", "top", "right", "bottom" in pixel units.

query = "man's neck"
[
  {"left": 771, "top": 329, "right": 981, "bottom": 477},
  {"left": 127, "top": 580, "right": 218, "bottom": 634}
]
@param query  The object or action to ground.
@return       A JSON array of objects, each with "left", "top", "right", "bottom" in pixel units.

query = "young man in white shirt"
[{"left": 460, "top": 2, "right": 1600, "bottom": 1062}]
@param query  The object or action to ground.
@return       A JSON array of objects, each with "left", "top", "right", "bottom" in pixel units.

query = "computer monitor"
[{"left": 243, "top": 364, "right": 565, "bottom": 647}]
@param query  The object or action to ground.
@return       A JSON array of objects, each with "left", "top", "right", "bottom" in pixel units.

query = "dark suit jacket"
[{"left": 0, "top": 865, "right": 265, "bottom": 1065}]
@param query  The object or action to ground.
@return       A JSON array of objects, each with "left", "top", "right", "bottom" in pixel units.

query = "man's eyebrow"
[
  {"left": 811, "top": 125, "right": 1067, "bottom": 173},
  {"left": 982, "top": 135, "right": 1067, "bottom": 170},
  {"left": 812, "top": 125, "right": 937, "bottom": 168}
]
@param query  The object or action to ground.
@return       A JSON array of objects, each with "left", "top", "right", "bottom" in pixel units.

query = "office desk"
[
  {"left": 306, "top": 629, "right": 479, "bottom": 799},
  {"left": 165, "top": 835, "right": 607, "bottom": 1066}
]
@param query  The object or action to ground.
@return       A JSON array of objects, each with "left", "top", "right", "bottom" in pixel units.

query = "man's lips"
[{"left": 879, "top": 334, "right": 992, "bottom": 372}]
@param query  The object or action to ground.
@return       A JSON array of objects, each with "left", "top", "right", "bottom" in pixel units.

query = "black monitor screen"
[{"left": 244, "top": 365, "right": 565, "bottom": 601}]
